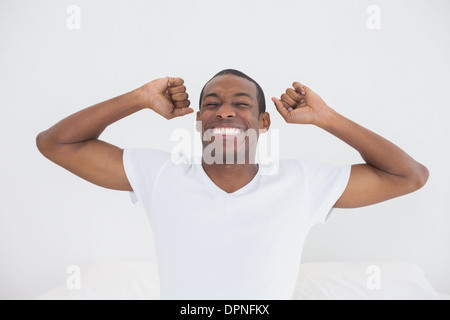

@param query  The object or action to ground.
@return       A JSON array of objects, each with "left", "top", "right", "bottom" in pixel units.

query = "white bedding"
[
  {"left": 292, "top": 261, "right": 441, "bottom": 300},
  {"left": 36, "top": 260, "right": 448, "bottom": 300}
]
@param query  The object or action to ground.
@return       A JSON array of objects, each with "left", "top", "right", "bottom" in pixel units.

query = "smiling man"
[
  {"left": 197, "top": 70, "right": 271, "bottom": 192},
  {"left": 36, "top": 69, "right": 429, "bottom": 299}
]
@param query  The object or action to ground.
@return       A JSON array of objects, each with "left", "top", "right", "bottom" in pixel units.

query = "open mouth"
[
  {"left": 204, "top": 127, "right": 247, "bottom": 140},
  {"left": 210, "top": 127, "right": 244, "bottom": 136}
]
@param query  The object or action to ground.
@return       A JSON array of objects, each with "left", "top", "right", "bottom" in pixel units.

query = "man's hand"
[
  {"left": 272, "top": 82, "right": 329, "bottom": 125},
  {"left": 139, "top": 77, "right": 193, "bottom": 119}
]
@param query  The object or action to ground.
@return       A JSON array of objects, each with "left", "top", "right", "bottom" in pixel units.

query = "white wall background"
[{"left": 1, "top": 0, "right": 449, "bottom": 299}]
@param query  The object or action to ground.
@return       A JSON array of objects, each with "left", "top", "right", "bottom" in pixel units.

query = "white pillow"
[
  {"left": 293, "top": 261, "right": 438, "bottom": 300},
  {"left": 38, "top": 260, "right": 439, "bottom": 300},
  {"left": 63, "top": 259, "right": 160, "bottom": 300}
]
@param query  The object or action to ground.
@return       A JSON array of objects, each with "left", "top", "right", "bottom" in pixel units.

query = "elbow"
[
  {"left": 36, "top": 130, "right": 54, "bottom": 155},
  {"left": 36, "top": 132, "right": 45, "bottom": 153},
  {"left": 410, "top": 163, "right": 429, "bottom": 191},
  {"left": 36, "top": 131, "right": 49, "bottom": 154}
]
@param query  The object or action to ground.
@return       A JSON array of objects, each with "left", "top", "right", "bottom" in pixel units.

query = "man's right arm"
[{"left": 35, "top": 77, "right": 192, "bottom": 191}]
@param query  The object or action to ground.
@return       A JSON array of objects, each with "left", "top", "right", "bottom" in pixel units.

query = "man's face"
[{"left": 196, "top": 75, "right": 270, "bottom": 164}]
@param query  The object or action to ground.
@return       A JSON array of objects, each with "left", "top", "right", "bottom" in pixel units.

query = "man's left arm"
[{"left": 272, "top": 82, "right": 429, "bottom": 209}]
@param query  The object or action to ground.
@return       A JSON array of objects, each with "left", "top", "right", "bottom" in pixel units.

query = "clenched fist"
[
  {"left": 140, "top": 77, "right": 193, "bottom": 119},
  {"left": 272, "top": 82, "right": 330, "bottom": 125}
]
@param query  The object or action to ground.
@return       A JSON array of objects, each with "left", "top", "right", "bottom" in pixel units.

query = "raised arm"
[
  {"left": 272, "top": 82, "right": 429, "bottom": 209},
  {"left": 36, "top": 77, "right": 193, "bottom": 191}
]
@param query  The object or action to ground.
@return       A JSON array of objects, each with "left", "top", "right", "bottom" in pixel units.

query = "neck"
[{"left": 201, "top": 160, "right": 259, "bottom": 194}]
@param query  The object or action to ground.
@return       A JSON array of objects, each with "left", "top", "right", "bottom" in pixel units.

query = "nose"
[{"left": 216, "top": 103, "right": 236, "bottom": 119}]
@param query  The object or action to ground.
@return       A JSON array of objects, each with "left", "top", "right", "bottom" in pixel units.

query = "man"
[{"left": 36, "top": 69, "right": 429, "bottom": 299}]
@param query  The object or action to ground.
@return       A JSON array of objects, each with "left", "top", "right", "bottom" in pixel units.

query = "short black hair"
[{"left": 199, "top": 69, "right": 266, "bottom": 115}]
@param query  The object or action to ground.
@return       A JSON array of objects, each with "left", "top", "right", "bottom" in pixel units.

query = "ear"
[
  {"left": 259, "top": 112, "right": 271, "bottom": 133},
  {"left": 195, "top": 112, "right": 201, "bottom": 132}
]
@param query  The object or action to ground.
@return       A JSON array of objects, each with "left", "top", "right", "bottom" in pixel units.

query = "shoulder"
[
  {"left": 123, "top": 148, "right": 173, "bottom": 175},
  {"left": 269, "top": 158, "right": 347, "bottom": 178},
  {"left": 259, "top": 158, "right": 306, "bottom": 178}
]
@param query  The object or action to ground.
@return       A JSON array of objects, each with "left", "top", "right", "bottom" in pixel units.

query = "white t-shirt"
[{"left": 122, "top": 148, "right": 351, "bottom": 300}]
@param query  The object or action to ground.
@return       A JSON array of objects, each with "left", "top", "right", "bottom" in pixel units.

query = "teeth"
[{"left": 211, "top": 128, "right": 243, "bottom": 135}]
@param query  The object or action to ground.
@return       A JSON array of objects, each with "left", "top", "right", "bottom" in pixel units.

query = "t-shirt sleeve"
[
  {"left": 300, "top": 160, "right": 352, "bottom": 225},
  {"left": 122, "top": 148, "right": 171, "bottom": 208}
]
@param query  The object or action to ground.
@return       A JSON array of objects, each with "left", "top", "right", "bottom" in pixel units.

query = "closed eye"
[{"left": 204, "top": 103, "right": 251, "bottom": 108}]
